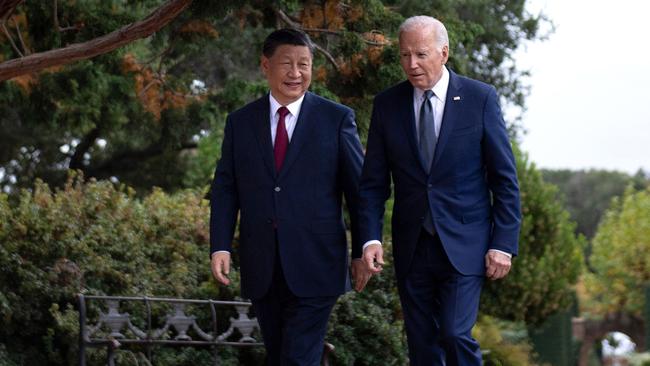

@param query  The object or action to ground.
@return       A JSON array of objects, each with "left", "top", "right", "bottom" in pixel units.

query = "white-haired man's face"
[{"left": 399, "top": 26, "right": 448, "bottom": 90}]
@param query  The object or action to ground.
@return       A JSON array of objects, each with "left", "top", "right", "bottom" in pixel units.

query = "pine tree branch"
[
  {"left": 274, "top": 8, "right": 340, "bottom": 71},
  {"left": 0, "top": 0, "right": 23, "bottom": 20},
  {"left": 1, "top": 18, "right": 22, "bottom": 57},
  {"left": 0, "top": 0, "right": 23, "bottom": 57},
  {"left": 0, "top": 0, "right": 192, "bottom": 81},
  {"left": 13, "top": 13, "right": 29, "bottom": 55},
  {"left": 53, "top": 0, "right": 59, "bottom": 33}
]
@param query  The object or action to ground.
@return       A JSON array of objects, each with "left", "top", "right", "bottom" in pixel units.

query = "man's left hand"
[
  {"left": 351, "top": 259, "right": 373, "bottom": 292},
  {"left": 485, "top": 250, "right": 511, "bottom": 280}
]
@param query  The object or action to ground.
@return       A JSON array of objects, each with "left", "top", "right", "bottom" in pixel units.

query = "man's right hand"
[
  {"left": 362, "top": 243, "right": 385, "bottom": 274},
  {"left": 211, "top": 252, "right": 231, "bottom": 285}
]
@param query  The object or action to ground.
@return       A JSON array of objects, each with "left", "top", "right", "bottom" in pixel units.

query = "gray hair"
[{"left": 398, "top": 16, "right": 449, "bottom": 51}]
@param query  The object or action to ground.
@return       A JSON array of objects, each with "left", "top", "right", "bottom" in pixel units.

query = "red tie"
[{"left": 274, "top": 106, "right": 290, "bottom": 172}]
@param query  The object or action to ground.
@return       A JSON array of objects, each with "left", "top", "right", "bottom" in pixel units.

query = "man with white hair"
[{"left": 356, "top": 16, "right": 521, "bottom": 365}]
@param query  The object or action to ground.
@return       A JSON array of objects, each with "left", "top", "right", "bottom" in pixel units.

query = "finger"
[
  {"left": 485, "top": 264, "right": 497, "bottom": 280},
  {"left": 498, "top": 266, "right": 510, "bottom": 279},
  {"left": 216, "top": 259, "right": 230, "bottom": 285},
  {"left": 356, "top": 275, "right": 370, "bottom": 292},
  {"left": 370, "top": 262, "right": 383, "bottom": 274},
  {"left": 354, "top": 279, "right": 364, "bottom": 292},
  {"left": 224, "top": 257, "right": 230, "bottom": 275},
  {"left": 376, "top": 250, "right": 385, "bottom": 266},
  {"left": 364, "top": 252, "right": 376, "bottom": 271}
]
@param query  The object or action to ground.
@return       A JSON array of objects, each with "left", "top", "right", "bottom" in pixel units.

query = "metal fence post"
[{"left": 78, "top": 294, "right": 87, "bottom": 366}]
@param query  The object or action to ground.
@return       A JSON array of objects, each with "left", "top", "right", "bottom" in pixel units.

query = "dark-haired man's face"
[{"left": 261, "top": 45, "right": 312, "bottom": 105}]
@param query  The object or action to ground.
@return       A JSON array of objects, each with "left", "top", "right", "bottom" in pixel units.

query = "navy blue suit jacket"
[
  {"left": 210, "top": 92, "right": 364, "bottom": 300},
  {"left": 358, "top": 71, "right": 521, "bottom": 278}
]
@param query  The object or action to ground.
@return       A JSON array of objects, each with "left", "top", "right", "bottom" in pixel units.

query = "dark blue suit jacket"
[
  {"left": 210, "top": 92, "right": 364, "bottom": 300},
  {"left": 358, "top": 71, "right": 521, "bottom": 278}
]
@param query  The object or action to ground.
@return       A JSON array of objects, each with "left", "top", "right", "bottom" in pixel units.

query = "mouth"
[
  {"left": 410, "top": 74, "right": 424, "bottom": 78},
  {"left": 284, "top": 81, "right": 302, "bottom": 88}
]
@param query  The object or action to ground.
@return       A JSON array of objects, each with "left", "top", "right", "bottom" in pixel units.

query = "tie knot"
[
  {"left": 423, "top": 90, "right": 434, "bottom": 100},
  {"left": 278, "top": 106, "right": 290, "bottom": 119}
]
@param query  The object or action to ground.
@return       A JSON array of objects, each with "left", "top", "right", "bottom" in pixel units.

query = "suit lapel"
[
  {"left": 431, "top": 70, "right": 463, "bottom": 171},
  {"left": 398, "top": 82, "right": 428, "bottom": 174},
  {"left": 278, "top": 92, "right": 315, "bottom": 179},
  {"left": 252, "top": 96, "right": 276, "bottom": 177}
]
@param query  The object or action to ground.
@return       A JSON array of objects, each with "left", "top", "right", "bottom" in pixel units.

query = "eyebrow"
[{"left": 400, "top": 47, "right": 431, "bottom": 52}]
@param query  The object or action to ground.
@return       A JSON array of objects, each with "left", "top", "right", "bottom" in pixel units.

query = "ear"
[
  {"left": 441, "top": 45, "right": 449, "bottom": 64},
  {"left": 260, "top": 56, "right": 270, "bottom": 76}
]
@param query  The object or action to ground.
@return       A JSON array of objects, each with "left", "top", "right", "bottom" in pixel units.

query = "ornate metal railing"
[
  {"left": 78, "top": 294, "right": 264, "bottom": 366},
  {"left": 78, "top": 294, "right": 334, "bottom": 365}
]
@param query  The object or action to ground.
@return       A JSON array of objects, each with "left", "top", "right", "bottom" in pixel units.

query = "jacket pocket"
[
  {"left": 461, "top": 205, "right": 491, "bottom": 224},
  {"left": 450, "top": 125, "right": 479, "bottom": 137}
]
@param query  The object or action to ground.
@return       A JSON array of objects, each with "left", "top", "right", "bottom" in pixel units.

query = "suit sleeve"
[
  {"left": 358, "top": 98, "right": 392, "bottom": 251},
  {"left": 210, "top": 115, "right": 240, "bottom": 255},
  {"left": 482, "top": 87, "right": 522, "bottom": 255},
  {"left": 338, "top": 109, "right": 365, "bottom": 259}
]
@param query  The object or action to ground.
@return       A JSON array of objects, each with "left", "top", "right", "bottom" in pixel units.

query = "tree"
[
  {"left": 0, "top": 1, "right": 235, "bottom": 192},
  {"left": 577, "top": 186, "right": 650, "bottom": 364},
  {"left": 1, "top": 0, "right": 546, "bottom": 193},
  {"left": 541, "top": 169, "right": 648, "bottom": 239},
  {"left": 480, "top": 146, "right": 585, "bottom": 325}
]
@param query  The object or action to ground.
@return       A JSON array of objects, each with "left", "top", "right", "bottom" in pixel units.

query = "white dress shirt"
[
  {"left": 362, "top": 66, "right": 511, "bottom": 259},
  {"left": 270, "top": 93, "right": 304, "bottom": 145}
]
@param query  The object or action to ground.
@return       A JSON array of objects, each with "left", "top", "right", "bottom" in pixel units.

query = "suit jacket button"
[
  {"left": 267, "top": 219, "right": 273, "bottom": 224},
  {"left": 274, "top": 186, "right": 281, "bottom": 192}
]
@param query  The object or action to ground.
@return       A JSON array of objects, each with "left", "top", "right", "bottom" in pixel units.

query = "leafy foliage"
[
  {"left": 0, "top": 173, "right": 559, "bottom": 364},
  {"left": 0, "top": 173, "right": 227, "bottom": 365},
  {"left": 474, "top": 316, "right": 542, "bottom": 366},
  {"left": 541, "top": 169, "right": 648, "bottom": 239},
  {"left": 583, "top": 186, "right": 650, "bottom": 317},
  {"left": 481, "top": 146, "right": 585, "bottom": 325},
  {"left": 1, "top": 0, "right": 546, "bottom": 193}
]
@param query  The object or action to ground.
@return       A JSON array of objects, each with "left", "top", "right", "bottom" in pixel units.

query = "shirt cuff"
[
  {"left": 362, "top": 240, "right": 382, "bottom": 251},
  {"left": 211, "top": 250, "right": 230, "bottom": 258},
  {"left": 488, "top": 249, "right": 512, "bottom": 258}
]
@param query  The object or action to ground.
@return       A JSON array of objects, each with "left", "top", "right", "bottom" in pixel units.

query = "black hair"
[{"left": 262, "top": 28, "right": 314, "bottom": 57}]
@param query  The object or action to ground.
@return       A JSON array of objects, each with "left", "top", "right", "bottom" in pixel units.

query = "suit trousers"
[
  {"left": 397, "top": 231, "right": 484, "bottom": 366},
  {"left": 251, "top": 240, "right": 337, "bottom": 366}
]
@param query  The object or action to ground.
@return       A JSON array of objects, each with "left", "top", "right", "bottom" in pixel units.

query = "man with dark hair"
[
  {"left": 210, "top": 28, "right": 365, "bottom": 365},
  {"left": 358, "top": 16, "right": 521, "bottom": 365}
]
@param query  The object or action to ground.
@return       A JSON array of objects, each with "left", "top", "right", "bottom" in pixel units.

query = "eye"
[{"left": 417, "top": 52, "right": 428, "bottom": 58}]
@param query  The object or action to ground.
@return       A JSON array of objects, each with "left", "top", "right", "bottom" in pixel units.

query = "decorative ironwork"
[
  {"left": 78, "top": 294, "right": 263, "bottom": 366},
  {"left": 78, "top": 294, "right": 334, "bottom": 366}
]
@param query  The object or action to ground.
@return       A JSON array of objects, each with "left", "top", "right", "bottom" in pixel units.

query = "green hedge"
[{"left": 0, "top": 170, "right": 553, "bottom": 365}]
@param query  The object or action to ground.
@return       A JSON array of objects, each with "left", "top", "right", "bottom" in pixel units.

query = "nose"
[
  {"left": 408, "top": 56, "right": 418, "bottom": 70},
  {"left": 288, "top": 64, "right": 301, "bottom": 78}
]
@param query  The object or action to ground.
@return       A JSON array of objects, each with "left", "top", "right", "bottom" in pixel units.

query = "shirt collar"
[
  {"left": 413, "top": 66, "right": 450, "bottom": 102},
  {"left": 269, "top": 93, "right": 305, "bottom": 118}
]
